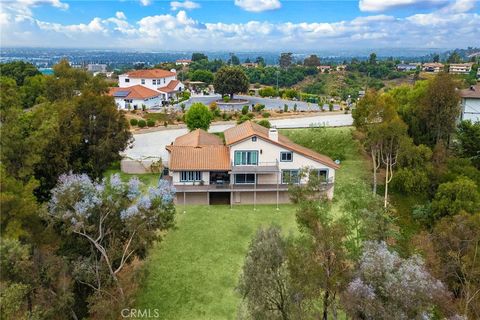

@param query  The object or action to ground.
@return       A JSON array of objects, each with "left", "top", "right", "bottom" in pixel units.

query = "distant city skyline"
[{"left": 1, "top": 0, "right": 479, "bottom": 51}]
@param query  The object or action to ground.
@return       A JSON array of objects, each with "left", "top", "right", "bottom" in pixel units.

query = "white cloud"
[
  {"left": 1, "top": 0, "right": 479, "bottom": 51},
  {"left": 170, "top": 1, "right": 200, "bottom": 11},
  {"left": 115, "top": 11, "right": 126, "bottom": 20},
  {"left": 359, "top": 0, "right": 444, "bottom": 12},
  {"left": 234, "top": 0, "right": 281, "bottom": 12},
  {"left": 139, "top": 0, "right": 152, "bottom": 6}
]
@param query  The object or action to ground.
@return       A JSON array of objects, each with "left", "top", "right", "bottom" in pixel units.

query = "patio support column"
[
  {"left": 254, "top": 173, "right": 257, "bottom": 211},
  {"left": 230, "top": 191, "right": 233, "bottom": 209},
  {"left": 207, "top": 190, "right": 209, "bottom": 206},
  {"left": 183, "top": 191, "right": 186, "bottom": 213},
  {"left": 276, "top": 170, "right": 279, "bottom": 210}
]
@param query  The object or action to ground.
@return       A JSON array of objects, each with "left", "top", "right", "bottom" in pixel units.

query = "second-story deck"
[{"left": 230, "top": 161, "right": 279, "bottom": 174}]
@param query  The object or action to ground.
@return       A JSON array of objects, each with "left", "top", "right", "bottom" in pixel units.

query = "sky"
[{"left": 0, "top": 0, "right": 479, "bottom": 51}]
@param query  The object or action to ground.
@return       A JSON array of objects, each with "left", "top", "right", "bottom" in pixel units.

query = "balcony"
[
  {"left": 230, "top": 161, "right": 279, "bottom": 174},
  {"left": 174, "top": 183, "right": 289, "bottom": 193}
]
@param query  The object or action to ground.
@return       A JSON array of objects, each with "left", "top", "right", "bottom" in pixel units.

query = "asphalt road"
[{"left": 123, "top": 113, "right": 353, "bottom": 161}]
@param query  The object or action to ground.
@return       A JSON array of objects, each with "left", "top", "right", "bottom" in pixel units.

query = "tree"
[
  {"left": 256, "top": 119, "right": 271, "bottom": 128},
  {"left": 431, "top": 177, "right": 480, "bottom": 219},
  {"left": 237, "top": 226, "right": 293, "bottom": 320},
  {"left": 421, "top": 73, "right": 460, "bottom": 145},
  {"left": 0, "top": 61, "right": 40, "bottom": 86},
  {"left": 447, "top": 51, "right": 462, "bottom": 63},
  {"left": 48, "top": 173, "right": 176, "bottom": 306},
  {"left": 184, "top": 102, "right": 213, "bottom": 131},
  {"left": 456, "top": 120, "right": 480, "bottom": 169},
  {"left": 279, "top": 53, "right": 293, "bottom": 68},
  {"left": 433, "top": 53, "right": 440, "bottom": 63},
  {"left": 228, "top": 54, "right": 240, "bottom": 65},
  {"left": 303, "top": 54, "right": 321, "bottom": 67},
  {"left": 255, "top": 56, "right": 266, "bottom": 67},
  {"left": 369, "top": 52, "right": 377, "bottom": 65},
  {"left": 21, "top": 74, "right": 46, "bottom": 108},
  {"left": 190, "top": 69, "right": 214, "bottom": 84},
  {"left": 213, "top": 66, "right": 249, "bottom": 99},
  {"left": 191, "top": 52, "right": 208, "bottom": 62},
  {"left": 416, "top": 212, "right": 480, "bottom": 318},
  {"left": 341, "top": 241, "right": 452, "bottom": 320}
]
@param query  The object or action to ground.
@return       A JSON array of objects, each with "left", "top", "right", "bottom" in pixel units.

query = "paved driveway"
[{"left": 123, "top": 114, "right": 353, "bottom": 161}]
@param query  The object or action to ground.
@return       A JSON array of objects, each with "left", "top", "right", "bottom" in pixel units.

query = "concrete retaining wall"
[{"left": 120, "top": 158, "right": 162, "bottom": 174}]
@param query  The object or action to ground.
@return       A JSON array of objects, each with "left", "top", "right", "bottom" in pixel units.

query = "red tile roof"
[
  {"left": 167, "top": 146, "right": 231, "bottom": 171},
  {"left": 224, "top": 121, "right": 340, "bottom": 169},
  {"left": 173, "top": 129, "right": 224, "bottom": 147},
  {"left": 460, "top": 84, "right": 480, "bottom": 99},
  {"left": 108, "top": 85, "right": 160, "bottom": 100},
  {"left": 158, "top": 80, "right": 180, "bottom": 93},
  {"left": 125, "top": 69, "right": 176, "bottom": 79}
]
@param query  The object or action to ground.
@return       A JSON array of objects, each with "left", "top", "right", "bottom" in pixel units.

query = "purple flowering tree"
[
  {"left": 341, "top": 241, "right": 454, "bottom": 319},
  {"left": 48, "top": 173, "right": 176, "bottom": 302}
]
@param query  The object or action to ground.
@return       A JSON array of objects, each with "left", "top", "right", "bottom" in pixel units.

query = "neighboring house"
[
  {"left": 166, "top": 121, "right": 339, "bottom": 206},
  {"left": 336, "top": 64, "right": 347, "bottom": 71},
  {"left": 459, "top": 84, "right": 480, "bottom": 122},
  {"left": 422, "top": 62, "right": 444, "bottom": 73},
  {"left": 109, "top": 85, "right": 162, "bottom": 110},
  {"left": 111, "top": 68, "right": 185, "bottom": 109},
  {"left": 242, "top": 62, "right": 259, "bottom": 68},
  {"left": 87, "top": 63, "right": 107, "bottom": 73},
  {"left": 318, "top": 65, "right": 332, "bottom": 73},
  {"left": 176, "top": 59, "right": 192, "bottom": 66},
  {"left": 449, "top": 63, "right": 473, "bottom": 74},
  {"left": 396, "top": 64, "right": 417, "bottom": 72}
]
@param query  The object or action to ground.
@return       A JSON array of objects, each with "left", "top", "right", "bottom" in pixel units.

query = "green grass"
[
  {"left": 135, "top": 205, "right": 298, "bottom": 320},
  {"left": 134, "top": 127, "right": 370, "bottom": 319},
  {"left": 104, "top": 169, "right": 159, "bottom": 188}
]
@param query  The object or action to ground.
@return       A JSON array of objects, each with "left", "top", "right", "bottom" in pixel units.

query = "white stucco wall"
[
  {"left": 172, "top": 171, "right": 210, "bottom": 185},
  {"left": 114, "top": 96, "right": 161, "bottom": 110},
  {"left": 119, "top": 75, "right": 177, "bottom": 91},
  {"left": 229, "top": 136, "right": 336, "bottom": 184},
  {"left": 461, "top": 98, "right": 480, "bottom": 123}
]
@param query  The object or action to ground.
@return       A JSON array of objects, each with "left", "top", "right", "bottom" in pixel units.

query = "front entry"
[{"left": 209, "top": 192, "right": 231, "bottom": 205}]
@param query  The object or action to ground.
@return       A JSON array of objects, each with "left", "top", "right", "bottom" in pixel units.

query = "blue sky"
[{"left": 1, "top": 0, "right": 479, "bottom": 50}]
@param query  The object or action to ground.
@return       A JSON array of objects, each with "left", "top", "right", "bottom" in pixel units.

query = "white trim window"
[
  {"left": 153, "top": 79, "right": 157, "bottom": 85},
  {"left": 141, "top": 79, "right": 145, "bottom": 84},
  {"left": 180, "top": 171, "right": 201, "bottom": 182},
  {"left": 234, "top": 150, "right": 258, "bottom": 165},
  {"left": 282, "top": 170, "right": 300, "bottom": 184},
  {"left": 280, "top": 151, "right": 293, "bottom": 162},
  {"left": 310, "top": 169, "right": 329, "bottom": 182}
]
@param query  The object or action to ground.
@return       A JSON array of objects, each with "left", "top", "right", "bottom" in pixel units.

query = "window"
[
  {"left": 180, "top": 171, "right": 201, "bottom": 182},
  {"left": 141, "top": 79, "right": 145, "bottom": 84},
  {"left": 153, "top": 79, "right": 157, "bottom": 85},
  {"left": 280, "top": 151, "right": 293, "bottom": 162},
  {"left": 235, "top": 174, "right": 255, "bottom": 184},
  {"left": 125, "top": 78, "right": 130, "bottom": 83},
  {"left": 282, "top": 170, "right": 300, "bottom": 184},
  {"left": 252, "top": 136, "right": 257, "bottom": 142},
  {"left": 234, "top": 151, "right": 258, "bottom": 165},
  {"left": 309, "top": 169, "right": 328, "bottom": 182}
]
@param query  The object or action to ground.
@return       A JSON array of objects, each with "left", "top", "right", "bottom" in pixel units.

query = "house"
[
  {"left": 176, "top": 59, "right": 192, "bottom": 66},
  {"left": 422, "top": 62, "right": 444, "bottom": 73},
  {"left": 336, "top": 65, "right": 347, "bottom": 71},
  {"left": 166, "top": 121, "right": 339, "bottom": 206},
  {"left": 318, "top": 65, "right": 332, "bottom": 73},
  {"left": 109, "top": 85, "right": 162, "bottom": 110},
  {"left": 111, "top": 68, "right": 185, "bottom": 109},
  {"left": 396, "top": 64, "right": 418, "bottom": 72},
  {"left": 87, "top": 63, "right": 107, "bottom": 73},
  {"left": 459, "top": 84, "right": 480, "bottom": 122},
  {"left": 449, "top": 63, "right": 473, "bottom": 74},
  {"left": 242, "top": 62, "right": 259, "bottom": 68}
]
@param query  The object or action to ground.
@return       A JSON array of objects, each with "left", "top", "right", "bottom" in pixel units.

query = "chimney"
[{"left": 268, "top": 127, "right": 278, "bottom": 142}]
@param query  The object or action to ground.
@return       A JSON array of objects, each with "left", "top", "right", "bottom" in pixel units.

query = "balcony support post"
[
  {"left": 253, "top": 173, "right": 257, "bottom": 211},
  {"left": 183, "top": 191, "right": 186, "bottom": 213},
  {"left": 276, "top": 170, "right": 279, "bottom": 210}
]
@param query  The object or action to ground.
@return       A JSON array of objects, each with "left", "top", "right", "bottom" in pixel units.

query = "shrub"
[
  {"left": 293, "top": 103, "right": 297, "bottom": 112},
  {"left": 180, "top": 103, "right": 186, "bottom": 113},
  {"left": 328, "top": 103, "right": 334, "bottom": 111},
  {"left": 262, "top": 112, "right": 271, "bottom": 118},
  {"left": 241, "top": 105, "right": 249, "bottom": 115},
  {"left": 258, "top": 86, "right": 277, "bottom": 97},
  {"left": 283, "top": 104, "right": 288, "bottom": 112},
  {"left": 223, "top": 96, "right": 230, "bottom": 103},
  {"left": 237, "top": 115, "right": 251, "bottom": 124},
  {"left": 256, "top": 119, "right": 271, "bottom": 128},
  {"left": 146, "top": 119, "right": 156, "bottom": 127},
  {"left": 209, "top": 102, "right": 218, "bottom": 111},
  {"left": 247, "top": 112, "right": 255, "bottom": 119},
  {"left": 184, "top": 102, "right": 213, "bottom": 131},
  {"left": 253, "top": 104, "right": 265, "bottom": 113},
  {"left": 138, "top": 120, "right": 147, "bottom": 128},
  {"left": 129, "top": 118, "right": 138, "bottom": 126},
  {"left": 142, "top": 105, "right": 146, "bottom": 111}
]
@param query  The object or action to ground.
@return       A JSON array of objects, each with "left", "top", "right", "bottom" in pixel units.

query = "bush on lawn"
[
  {"left": 262, "top": 112, "right": 271, "bottom": 118},
  {"left": 147, "top": 119, "right": 156, "bottom": 127},
  {"left": 138, "top": 120, "right": 147, "bottom": 128},
  {"left": 237, "top": 115, "right": 251, "bottom": 124},
  {"left": 256, "top": 120, "right": 271, "bottom": 128},
  {"left": 241, "top": 105, "right": 249, "bottom": 115},
  {"left": 130, "top": 118, "right": 138, "bottom": 126}
]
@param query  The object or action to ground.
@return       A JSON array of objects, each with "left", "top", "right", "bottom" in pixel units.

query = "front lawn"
[{"left": 134, "top": 127, "right": 370, "bottom": 319}]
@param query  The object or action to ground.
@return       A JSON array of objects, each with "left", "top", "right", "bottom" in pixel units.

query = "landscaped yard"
[{"left": 127, "top": 127, "right": 370, "bottom": 319}]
